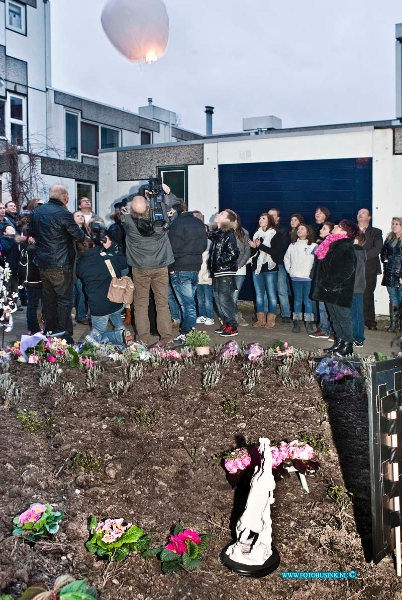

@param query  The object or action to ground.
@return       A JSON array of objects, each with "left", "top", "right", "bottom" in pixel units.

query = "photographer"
[
  {"left": 120, "top": 194, "right": 174, "bottom": 347},
  {"left": 76, "top": 227, "right": 132, "bottom": 347}
]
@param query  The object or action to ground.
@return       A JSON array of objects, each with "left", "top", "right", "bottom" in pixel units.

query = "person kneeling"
[{"left": 76, "top": 235, "right": 132, "bottom": 347}]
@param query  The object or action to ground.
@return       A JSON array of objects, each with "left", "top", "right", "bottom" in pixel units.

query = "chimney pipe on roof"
[
  {"left": 148, "top": 97, "right": 153, "bottom": 105},
  {"left": 205, "top": 106, "right": 214, "bottom": 136}
]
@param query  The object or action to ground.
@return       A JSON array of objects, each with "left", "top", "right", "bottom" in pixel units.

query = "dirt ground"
[{"left": 1, "top": 349, "right": 402, "bottom": 600}]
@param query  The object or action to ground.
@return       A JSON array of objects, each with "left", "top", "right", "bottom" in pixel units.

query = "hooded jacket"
[{"left": 208, "top": 226, "right": 239, "bottom": 277}]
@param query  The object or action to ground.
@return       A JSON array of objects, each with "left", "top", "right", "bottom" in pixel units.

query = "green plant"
[
  {"left": 184, "top": 329, "right": 210, "bottom": 348},
  {"left": 133, "top": 407, "right": 157, "bottom": 427},
  {"left": 374, "top": 351, "right": 391, "bottom": 361},
  {"left": 143, "top": 525, "right": 211, "bottom": 573},
  {"left": 160, "top": 362, "right": 184, "bottom": 390},
  {"left": 86, "top": 517, "right": 150, "bottom": 561},
  {"left": 12, "top": 502, "right": 63, "bottom": 540},
  {"left": 71, "top": 452, "right": 101, "bottom": 472},
  {"left": 2, "top": 574, "right": 97, "bottom": 599},
  {"left": 327, "top": 484, "right": 354, "bottom": 511},
  {"left": 300, "top": 431, "right": 330, "bottom": 453},
  {"left": 17, "top": 410, "right": 54, "bottom": 434},
  {"left": 315, "top": 401, "right": 329, "bottom": 417},
  {"left": 222, "top": 396, "right": 238, "bottom": 419},
  {"left": 202, "top": 362, "right": 221, "bottom": 389}
]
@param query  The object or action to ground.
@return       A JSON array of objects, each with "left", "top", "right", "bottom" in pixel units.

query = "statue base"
[{"left": 220, "top": 544, "right": 280, "bottom": 578}]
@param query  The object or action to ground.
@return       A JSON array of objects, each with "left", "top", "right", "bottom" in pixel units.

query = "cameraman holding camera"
[
  {"left": 120, "top": 192, "right": 174, "bottom": 346},
  {"left": 76, "top": 224, "right": 132, "bottom": 346}
]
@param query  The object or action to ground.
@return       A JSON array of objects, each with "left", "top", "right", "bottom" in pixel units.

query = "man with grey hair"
[
  {"left": 120, "top": 195, "right": 174, "bottom": 346},
  {"left": 30, "top": 185, "right": 86, "bottom": 343}
]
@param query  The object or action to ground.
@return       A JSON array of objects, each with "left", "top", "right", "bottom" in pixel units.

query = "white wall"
[
  {"left": 98, "top": 151, "right": 141, "bottom": 222},
  {"left": 372, "top": 128, "right": 402, "bottom": 314}
]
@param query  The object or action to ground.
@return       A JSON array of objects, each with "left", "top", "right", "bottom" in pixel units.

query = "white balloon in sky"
[{"left": 101, "top": 0, "right": 169, "bottom": 64}]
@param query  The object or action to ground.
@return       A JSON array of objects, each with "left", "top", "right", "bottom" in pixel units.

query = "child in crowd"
[
  {"left": 0, "top": 225, "right": 23, "bottom": 309},
  {"left": 284, "top": 224, "right": 317, "bottom": 333},
  {"left": 352, "top": 231, "right": 366, "bottom": 347},
  {"left": 208, "top": 210, "right": 240, "bottom": 337},
  {"left": 309, "top": 221, "right": 335, "bottom": 340},
  {"left": 196, "top": 225, "right": 214, "bottom": 325}
]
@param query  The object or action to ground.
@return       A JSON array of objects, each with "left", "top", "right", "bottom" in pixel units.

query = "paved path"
[{"left": 3, "top": 302, "right": 400, "bottom": 358}]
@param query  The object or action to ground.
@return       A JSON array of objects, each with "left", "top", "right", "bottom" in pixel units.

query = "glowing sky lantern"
[{"left": 101, "top": 0, "right": 169, "bottom": 64}]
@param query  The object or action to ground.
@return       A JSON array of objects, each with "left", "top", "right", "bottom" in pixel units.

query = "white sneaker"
[
  {"left": 196, "top": 316, "right": 206, "bottom": 323},
  {"left": 204, "top": 318, "right": 215, "bottom": 325}
]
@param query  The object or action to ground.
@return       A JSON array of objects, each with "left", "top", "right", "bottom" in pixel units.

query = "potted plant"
[{"left": 185, "top": 329, "right": 211, "bottom": 356}]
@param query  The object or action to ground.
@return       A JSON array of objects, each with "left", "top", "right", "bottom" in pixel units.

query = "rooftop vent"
[{"left": 242, "top": 116, "right": 282, "bottom": 133}]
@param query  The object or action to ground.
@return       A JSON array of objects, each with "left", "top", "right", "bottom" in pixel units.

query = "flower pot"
[{"left": 195, "top": 346, "right": 210, "bottom": 356}]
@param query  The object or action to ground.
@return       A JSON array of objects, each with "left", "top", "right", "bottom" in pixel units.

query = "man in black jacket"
[
  {"left": 168, "top": 208, "right": 207, "bottom": 342},
  {"left": 357, "top": 208, "right": 383, "bottom": 330},
  {"left": 30, "top": 185, "right": 86, "bottom": 343}
]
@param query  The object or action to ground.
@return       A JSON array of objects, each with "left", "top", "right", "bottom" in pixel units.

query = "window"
[
  {"left": 66, "top": 112, "right": 79, "bottom": 159},
  {"left": 0, "top": 100, "right": 5, "bottom": 137},
  {"left": 81, "top": 122, "right": 99, "bottom": 156},
  {"left": 101, "top": 126, "right": 119, "bottom": 149},
  {"left": 9, "top": 94, "right": 25, "bottom": 146},
  {"left": 140, "top": 130, "right": 152, "bottom": 145},
  {"left": 6, "top": 1, "right": 26, "bottom": 35},
  {"left": 76, "top": 182, "right": 96, "bottom": 211}
]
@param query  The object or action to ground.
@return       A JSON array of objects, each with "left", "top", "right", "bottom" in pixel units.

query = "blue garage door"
[{"left": 219, "top": 157, "right": 372, "bottom": 300}]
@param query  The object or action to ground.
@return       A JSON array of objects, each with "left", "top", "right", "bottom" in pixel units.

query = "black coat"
[
  {"left": 381, "top": 238, "right": 402, "bottom": 288},
  {"left": 311, "top": 238, "right": 357, "bottom": 308},
  {"left": 208, "top": 228, "right": 239, "bottom": 276},
  {"left": 0, "top": 236, "right": 20, "bottom": 275},
  {"left": 30, "top": 198, "right": 85, "bottom": 270},
  {"left": 76, "top": 245, "right": 128, "bottom": 317},
  {"left": 168, "top": 212, "right": 207, "bottom": 271},
  {"left": 363, "top": 225, "right": 383, "bottom": 275}
]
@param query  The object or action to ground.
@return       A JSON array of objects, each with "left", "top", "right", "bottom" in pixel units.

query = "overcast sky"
[{"left": 51, "top": 0, "right": 402, "bottom": 135}]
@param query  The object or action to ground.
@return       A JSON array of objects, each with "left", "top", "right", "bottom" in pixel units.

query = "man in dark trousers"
[
  {"left": 168, "top": 206, "right": 208, "bottom": 342},
  {"left": 30, "top": 185, "right": 86, "bottom": 343},
  {"left": 357, "top": 208, "right": 383, "bottom": 330}
]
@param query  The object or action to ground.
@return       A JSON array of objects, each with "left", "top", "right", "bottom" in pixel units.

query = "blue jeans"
[
  {"left": 318, "top": 301, "right": 332, "bottom": 335},
  {"left": 196, "top": 284, "right": 214, "bottom": 319},
  {"left": 233, "top": 274, "right": 246, "bottom": 312},
  {"left": 278, "top": 265, "right": 291, "bottom": 318},
  {"left": 91, "top": 308, "right": 125, "bottom": 346},
  {"left": 213, "top": 276, "right": 237, "bottom": 327},
  {"left": 74, "top": 278, "right": 87, "bottom": 321},
  {"left": 352, "top": 293, "right": 365, "bottom": 343},
  {"left": 26, "top": 286, "right": 42, "bottom": 333},
  {"left": 170, "top": 270, "right": 199, "bottom": 334},
  {"left": 168, "top": 281, "right": 181, "bottom": 322},
  {"left": 252, "top": 270, "right": 278, "bottom": 314},
  {"left": 388, "top": 286, "right": 402, "bottom": 304},
  {"left": 292, "top": 280, "right": 313, "bottom": 318}
]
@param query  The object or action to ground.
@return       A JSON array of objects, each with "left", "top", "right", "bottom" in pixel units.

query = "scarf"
[
  {"left": 315, "top": 232, "right": 347, "bottom": 260},
  {"left": 253, "top": 228, "right": 276, "bottom": 274}
]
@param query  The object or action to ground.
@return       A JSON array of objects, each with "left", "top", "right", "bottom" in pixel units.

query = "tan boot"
[
  {"left": 123, "top": 306, "right": 132, "bottom": 326},
  {"left": 252, "top": 312, "right": 266, "bottom": 327},
  {"left": 265, "top": 313, "right": 276, "bottom": 328}
]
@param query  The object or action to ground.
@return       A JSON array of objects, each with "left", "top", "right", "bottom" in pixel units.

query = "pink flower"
[
  {"left": 166, "top": 535, "right": 187, "bottom": 555},
  {"left": 287, "top": 441, "right": 314, "bottom": 461},
  {"left": 31, "top": 503, "right": 46, "bottom": 514},
  {"left": 178, "top": 529, "right": 201, "bottom": 545},
  {"left": 19, "top": 509, "right": 41, "bottom": 525},
  {"left": 46, "top": 355, "right": 56, "bottom": 363}
]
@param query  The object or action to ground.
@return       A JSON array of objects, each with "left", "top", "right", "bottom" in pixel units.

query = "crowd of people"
[{"left": 1, "top": 183, "right": 400, "bottom": 357}]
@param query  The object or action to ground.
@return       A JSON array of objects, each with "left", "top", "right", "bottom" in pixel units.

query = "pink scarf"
[{"left": 315, "top": 233, "right": 348, "bottom": 260}]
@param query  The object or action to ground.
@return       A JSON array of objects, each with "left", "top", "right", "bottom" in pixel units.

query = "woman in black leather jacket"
[
  {"left": 381, "top": 217, "right": 402, "bottom": 332},
  {"left": 208, "top": 209, "right": 240, "bottom": 337}
]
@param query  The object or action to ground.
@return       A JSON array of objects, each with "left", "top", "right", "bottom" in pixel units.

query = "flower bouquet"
[
  {"left": 12, "top": 503, "right": 63, "bottom": 540},
  {"left": 86, "top": 517, "right": 151, "bottom": 561},
  {"left": 219, "top": 340, "right": 241, "bottom": 360},
  {"left": 245, "top": 342, "right": 264, "bottom": 361},
  {"left": 270, "top": 340, "right": 294, "bottom": 360},
  {"left": 315, "top": 358, "right": 359, "bottom": 383},
  {"left": 143, "top": 525, "right": 211, "bottom": 573}
]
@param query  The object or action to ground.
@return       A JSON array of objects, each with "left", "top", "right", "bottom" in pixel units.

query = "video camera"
[
  {"left": 90, "top": 221, "right": 108, "bottom": 244},
  {"left": 139, "top": 177, "right": 169, "bottom": 229}
]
